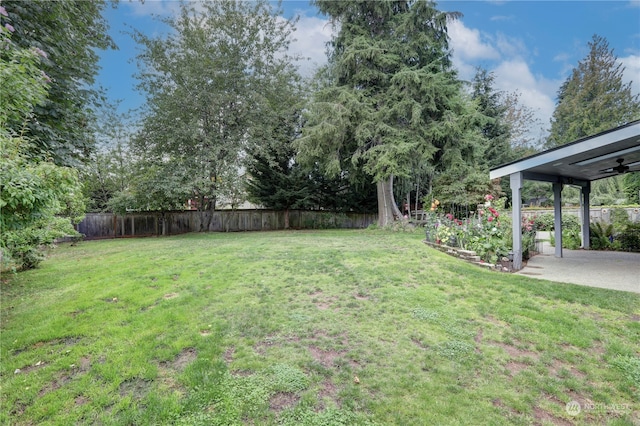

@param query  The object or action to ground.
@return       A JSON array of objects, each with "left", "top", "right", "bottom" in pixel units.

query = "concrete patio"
[{"left": 517, "top": 236, "right": 640, "bottom": 294}]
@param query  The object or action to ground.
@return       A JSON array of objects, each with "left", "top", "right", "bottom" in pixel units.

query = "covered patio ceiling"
[
  {"left": 489, "top": 119, "right": 640, "bottom": 270},
  {"left": 490, "top": 119, "right": 640, "bottom": 185}
]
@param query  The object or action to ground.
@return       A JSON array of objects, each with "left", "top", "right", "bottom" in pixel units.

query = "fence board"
[{"left": 77, "top": 210, "right": 378, "bottom": 240}]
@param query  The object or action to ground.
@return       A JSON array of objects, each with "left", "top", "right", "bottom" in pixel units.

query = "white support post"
[
  {"left": 510, "top": 172, "right": 523, "bottom": 270},
  {"left": 581, "top": 183, "right": 591, "bottom": 249},
  {"left": 553, "top": 182, "right": 563, "bottom": 258}
]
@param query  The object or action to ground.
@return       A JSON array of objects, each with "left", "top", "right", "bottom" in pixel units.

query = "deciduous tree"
[
  {"left": 0, "top": 25, "right": 84, "bottom": 270},
  {"left": 1, "top": 0, "right": 115, "bottom": 166},
  {"left": 132, "top": 0, "right": 301, "bottom": 229}
]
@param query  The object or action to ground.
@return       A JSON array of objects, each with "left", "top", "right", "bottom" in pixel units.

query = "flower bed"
[
  {"left": 423, "top": 240, "right": 510, "bottom": 272},
  {"left": 423, "top": 195, "right": 537, "bottom": 268}
]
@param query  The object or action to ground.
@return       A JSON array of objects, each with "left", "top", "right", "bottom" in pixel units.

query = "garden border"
[{"left": 423, "top": 240, "right": 511, "bottom": 272}]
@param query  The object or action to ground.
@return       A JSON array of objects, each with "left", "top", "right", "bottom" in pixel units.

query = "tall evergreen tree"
[
  {"left": 298, "top": 0, "right": 484, "bottom": 225},
  {"left": 546, "top": 35, "right": 640, "bottom": 205},
  {"left": 547, "top": 34, "right": 640, "bottom": 148},
  {"left": 470, "top": 68, "right": 513, "bottom": 168},
  {"left": 0, "top": 1, "right": 115, "bottom": 166},
  {"left": 246, "top": 111, "right": 316, "bottom": 228}
]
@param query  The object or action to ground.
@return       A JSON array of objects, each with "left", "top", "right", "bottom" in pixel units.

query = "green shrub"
[
  {"left": 617, "top": 223, "right": 640, "bottom": 252},
  {"left": 610, "top": 208, "right": 631, "bottom": 227},
  {"left": 533, "top": 213, "right": 555, "bottom": 231},
  {"left": 561, "top": 214, "right": 581, "bottom": 232},
  {"left": 549, "top": 228, "right": 582, "bottom": 250},
  {"left": 590, "top": 222, "right": 613, "bottom": 250},
  {"left": 533, "top": 213, "right": 580, "bottom": 232}
]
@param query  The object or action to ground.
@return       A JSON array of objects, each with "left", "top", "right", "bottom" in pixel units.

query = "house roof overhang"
[{"left": 490, "top": 120, "right": 640, "bottom": 187}]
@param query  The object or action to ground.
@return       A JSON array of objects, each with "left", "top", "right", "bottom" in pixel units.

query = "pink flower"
[
  {"left": 487, "top": 216, "right": 494, "bottom": 222},
  {"left": 40, "top": 70, "right": 52, "bottom": 83},
  {"left": 5, "top": 23, "right": 15, "bottom": 33},
  {"left": 32, "top": 47, "right": 47, "bottom": 58},
  {"left": 0, "top": 6, "right": 8, "bottom": 17},
  {"left": 484, "top": 194, "right": 494, "bottom": 201},
  {"left": 445, "top": 213, "right": 453, "bottom": 220}
]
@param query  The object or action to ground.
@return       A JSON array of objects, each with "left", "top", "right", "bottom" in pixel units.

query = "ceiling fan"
[{"left": 600, "top": 158, "right": 639, "bottom": 174}]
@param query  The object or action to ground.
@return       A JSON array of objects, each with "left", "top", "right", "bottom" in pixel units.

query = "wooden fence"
[{"left": 76, "top": 210, "right": 378, "bottom": 240}]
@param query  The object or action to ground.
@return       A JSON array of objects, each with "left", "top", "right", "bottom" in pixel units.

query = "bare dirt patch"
[
  {"left": 76, "top": 356, "right": 91, "bottom": 372},
  {"left": 224, "top": 346, "right": 235, "bottom": 365},
  {"left": 549, "top": 359, "right": 587, "bottom": 380},
  {"left": 15, "top": 359, "right": 48, "bottom": 374},
  {"left": 317, "top": 378, "right": 340, "bottom": 410},
  {"left": 309, "top": 345, "right": 342, "bottom": 368},
  {"left": 75, "top": 396, "right": 89, "bottom": 405},
  {"left": 492, "top": 398, "right": 519, "bottom": 416},
  {"left": 493, "top": 341, "right": 539, "bottom": 360},
  {"left": 312, "top": 295, "right": 338, "bottom": 310},
  {"left": 269, "top": 392, "right": 299, "bottom": 412},
  {"left": 411, "top": 337, "right": 429, "bottom": 350},
  {"left": 162, "top": 347, "right": 197, "bottom": 372},
  {"left": 353, "top": 293, "right": 370, "bottom": 301},
  {"left": 38, "top": 374, "right": 73, "bottom": 397},
  {"left": 485, "top": 315, "right": 511, "bottom": 328},
  {"left": 630, "top": 314, "right": 640, "bottom": 322},
  {"left": 532, "top": 406, "right": 573, "bottom": 426},
  {"left": 163, "top": 293, "right": 179, "bottom": 300},
  {"left": 505, "top": 361, "right": 529, "bottom": 376},
  {"left": 254, "top": 334, "right": 301, "bottom": 356},
  {"left": 156, "top": 365, "right": 186, "bottom": 396},
  {"left": 119, "top": 378, "right": 152, "bottom": 400}
]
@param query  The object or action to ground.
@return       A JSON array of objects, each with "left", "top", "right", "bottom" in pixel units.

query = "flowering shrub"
[{"left": 425, "top": 195, "right": 537, "bottom": 264}]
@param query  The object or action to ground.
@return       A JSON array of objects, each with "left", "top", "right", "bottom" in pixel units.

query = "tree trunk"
[{"left": 377, "top": 175, "right": 403, "bottom": 227}]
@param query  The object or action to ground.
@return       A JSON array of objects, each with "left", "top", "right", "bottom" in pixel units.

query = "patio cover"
[{"left": 490, "top": 119, "right": 640, "bottom": 270}]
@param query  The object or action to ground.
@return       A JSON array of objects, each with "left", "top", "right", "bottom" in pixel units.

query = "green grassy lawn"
[{"left": 1, "top": 229, "right": 638, "bottom": 425}]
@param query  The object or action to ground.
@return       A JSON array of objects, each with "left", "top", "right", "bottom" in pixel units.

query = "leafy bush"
[
  {"left": 590, "top": 222, "right": 613, "bottom": 250},
  {"left": 561, "top": 214, "right": 581, "bottom": 232},
  {"left": 425, "top": 195, "right": 532, "bottom": 264},
  {"left": 533, "top": 213, "right": 555, "bottom": 231},
  {"left": 617, "top": 223, "right": 640, "bottom": 252},
  {"left": 0, "top": 28, "right": 85, "bottom": 271},
  {"left": 610, "top": 208, "right": 631, "bottom": 229},
  {"left": 533, "top": 213, "right": 581, "bottom": 232},
  {"left": 549, "top": 228, "right": 582, "bottom": 250}
]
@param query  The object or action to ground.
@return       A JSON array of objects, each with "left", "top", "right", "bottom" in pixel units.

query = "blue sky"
[{"left": 97, "top": 0, "right": 640, "bottom": 138}]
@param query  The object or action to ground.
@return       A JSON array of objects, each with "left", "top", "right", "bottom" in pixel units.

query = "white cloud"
[
  {"left": 123, "top": 1, "right": 181, "bottom": 17},
  {"left": 448, "top": 20, "right": 558, "bottom": 137},
  {"left": 448, "top": 20, "right": 500, "bottom": 62},
  {"left": 619, "top": 55, "right": 640, "bottom": 96},
  {"left": 493, "top": 59, "right": 558, "bottom": 130},
  {"left": 289, "top": 15, "right": 334, "bottom": 77},
  {"left": 494, "top": 33, "right": 527, "bottom": 59}
]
